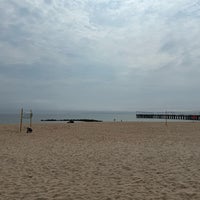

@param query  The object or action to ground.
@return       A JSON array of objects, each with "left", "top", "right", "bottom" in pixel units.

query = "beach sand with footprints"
[{"left": 1, "top": 122, "right": 200, "bottom": 200}]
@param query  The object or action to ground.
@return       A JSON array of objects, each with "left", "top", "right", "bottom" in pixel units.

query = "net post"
[
  {"left": 30, "top": 109, "right": 32, "bottom": 128},
  {"left": 20, "top": 108, "right": 23, "bottom": 132}
]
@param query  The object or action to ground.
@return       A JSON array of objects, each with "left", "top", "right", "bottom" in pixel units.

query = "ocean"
[
  {"left": 0, "top": 110, "right": 155, "bottom": 124},
  {"left": 0, "top": 110, "right": 195, "bottom": 124}
]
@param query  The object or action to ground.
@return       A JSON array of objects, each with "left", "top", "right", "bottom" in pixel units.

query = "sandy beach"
[{"left": 0, "top": 122, "right": 200, "bottom": 200}]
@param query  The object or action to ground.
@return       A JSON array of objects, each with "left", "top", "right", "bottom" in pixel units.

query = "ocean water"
[
  {"left": 0, "top": 111, "right": 150, "bottom": 124},
  {"left": 0, "top": 110, "right": 193, "bottom": 124}
]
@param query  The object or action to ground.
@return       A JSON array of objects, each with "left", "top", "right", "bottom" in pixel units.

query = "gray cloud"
[{"left": 0, "top": 0, "right": 200, "bottom": 112}]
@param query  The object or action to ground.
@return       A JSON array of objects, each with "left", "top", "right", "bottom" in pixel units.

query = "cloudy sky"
[{"left": 0, "top": 0, "right": 200, "bottom": 112}]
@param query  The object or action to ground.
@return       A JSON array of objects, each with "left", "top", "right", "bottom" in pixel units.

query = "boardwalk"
[{"left": 136, "top": 111, "right": 200, "bottom": 121}]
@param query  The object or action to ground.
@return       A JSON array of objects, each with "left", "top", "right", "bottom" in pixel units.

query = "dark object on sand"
[
  {"left": 68, "top": 120, "right": 74, "bottom": 123},
  {"left": 26, "top": 127, "right": 33, "bottom": 133}
]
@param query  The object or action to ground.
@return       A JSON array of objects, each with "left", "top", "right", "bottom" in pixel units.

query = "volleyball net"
[{"left": 19, "top": 108, "right": 33, "bottom": 132}]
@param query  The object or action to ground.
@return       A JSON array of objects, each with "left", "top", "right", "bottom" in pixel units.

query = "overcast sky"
[{"left": 0, "top": 0, "right": 200, "bottom": 112}]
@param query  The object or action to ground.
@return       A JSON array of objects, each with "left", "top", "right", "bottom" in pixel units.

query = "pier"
[{"left": 136, "top": 112, "right": 200, "bottom": 121}]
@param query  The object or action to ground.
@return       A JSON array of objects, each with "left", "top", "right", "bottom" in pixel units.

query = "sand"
[{"left": 0, "top": 122, "right": 200, "bottom": 200}]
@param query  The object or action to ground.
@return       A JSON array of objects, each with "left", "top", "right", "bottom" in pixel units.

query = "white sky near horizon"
[{"left": 0, "top": 0, "right": 200, "bottom": 112}]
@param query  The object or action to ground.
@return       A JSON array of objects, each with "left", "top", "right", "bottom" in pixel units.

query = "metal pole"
[
  {"left": 20, "top": 108, "right": 23, "bottom": 132},
  {"left": 30, "top": 109, "right": 32, "bottom": 128}
]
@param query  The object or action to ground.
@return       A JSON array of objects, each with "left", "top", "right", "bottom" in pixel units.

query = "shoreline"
[{"left": 0, "top": 120, "right": 199, "bottom": 126}]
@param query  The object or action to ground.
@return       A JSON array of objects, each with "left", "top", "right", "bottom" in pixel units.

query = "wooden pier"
[{"left": 136, "top": 112, "right": 200, "bottom": 121}]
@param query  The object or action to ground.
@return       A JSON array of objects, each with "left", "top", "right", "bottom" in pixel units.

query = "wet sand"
[{"left": 0, "top": 122, "right": 200, "bottom": 200}]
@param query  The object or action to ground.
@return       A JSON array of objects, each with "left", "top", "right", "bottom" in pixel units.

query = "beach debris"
[
  {"left": 68, "top": 120, "right": 74, "bottom": 123},
  {"left": 26, "top": 127, "right": 33, "bottom": 133}
]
